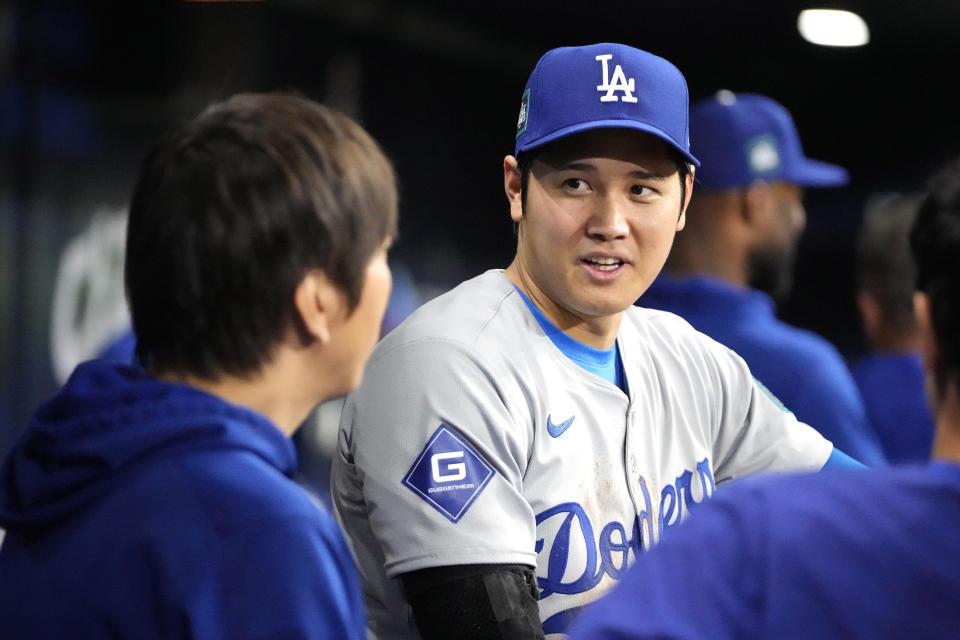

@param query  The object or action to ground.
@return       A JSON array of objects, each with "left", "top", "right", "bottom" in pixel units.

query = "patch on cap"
[
  {"left": 747, "top": 134, "right": 781, "bottom": 176},
  {"left": 716, "top": 89, "right": 737, "bottom": 106},
  {"left": 516, "top": 88, "right": 530, "bottom": 139},
  {"left": 402, "top": 424, "right": 496, "bottom": 523}
]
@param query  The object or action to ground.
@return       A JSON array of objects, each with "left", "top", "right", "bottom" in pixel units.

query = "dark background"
[{"left": 2, "top": 0, "right": 959, "bottom": 455}]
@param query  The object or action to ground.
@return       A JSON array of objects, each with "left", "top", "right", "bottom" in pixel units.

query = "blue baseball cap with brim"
[
  {"left": 514, "top": 43, "right": 700, "bottom": 167},
  {"left": 691, "top": 90, "right": 848, "bottom": 190}
]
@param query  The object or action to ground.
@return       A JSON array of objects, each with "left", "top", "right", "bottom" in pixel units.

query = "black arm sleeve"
[{"left": 401, "top": 564, "right": 545, "bottom": 640}]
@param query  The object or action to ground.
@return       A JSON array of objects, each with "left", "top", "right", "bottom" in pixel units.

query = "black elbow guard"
[{"left": 402, "top": 564, "right": 545, "bottom": 640}]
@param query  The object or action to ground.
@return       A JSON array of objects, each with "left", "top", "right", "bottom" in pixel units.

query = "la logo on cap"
[{"left": 595, "top": 54, "right": 637, "bottom": 103}]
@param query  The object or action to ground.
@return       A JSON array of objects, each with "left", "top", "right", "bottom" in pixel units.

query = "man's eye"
[
  {"left": 564, "top": 178, "right": 587, "bottom": 190},
  {"left": 631, "top": 185, "right": 654, "bottom": 196}
]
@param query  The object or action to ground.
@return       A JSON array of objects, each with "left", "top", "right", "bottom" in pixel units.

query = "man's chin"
[{"left": 575, "top": 298, "right": 634, "bottom": 319}]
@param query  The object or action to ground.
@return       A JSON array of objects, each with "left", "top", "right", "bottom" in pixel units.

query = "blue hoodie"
[{"left": 0, "top": 361, "right": 365, "bottom": 639}]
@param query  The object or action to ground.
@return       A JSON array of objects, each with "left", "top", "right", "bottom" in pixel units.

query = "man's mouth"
[{"left": 582, "top": 257, "right": 624, "bottom": 271}]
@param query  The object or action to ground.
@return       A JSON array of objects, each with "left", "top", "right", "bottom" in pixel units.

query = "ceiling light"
[{"left": 798, "top": 9, "right": 870, "bottom": 47}]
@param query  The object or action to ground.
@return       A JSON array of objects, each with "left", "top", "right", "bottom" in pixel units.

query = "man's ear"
[
  {"left": 742, "top": 180, "right": 773, "bottom": 227},
  {"left": 504, "top": 155, "right": 524, "bottom": 224},
  {"left": 677, "top": 167, "right": 695, "bottom": 231},
  {"left": 857, "top": 289, "right": 883, "bottom": 348},
  {"left": 915, "top": 291, "right": 942, "bottom": 409},
  {"left": 294, "top": 270, "right": 342, "bottom": 347}
]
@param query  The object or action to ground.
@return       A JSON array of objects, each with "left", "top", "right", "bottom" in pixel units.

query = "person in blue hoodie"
[
  {"left": 640, "top": 91, "right": 885, "bottom": 466},
  {"left": 567, "top": 155, "right": 960, "bottom": 640},
  {"left": 0, "top": 92, "right": 397, "bottom": 639}
]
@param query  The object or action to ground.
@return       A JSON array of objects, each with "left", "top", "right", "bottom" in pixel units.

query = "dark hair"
[
  {"left": 516, "top": 139, "right": 691, "bottom": 221},
  {"left": 856, "top": 192, "right": 924, "bottom": 332},
  {"left": 125, "top": 92, "right": 398, "bottom": 379},
  {"left": 911, "top": 158, "right": 960, "bottom": 389}
]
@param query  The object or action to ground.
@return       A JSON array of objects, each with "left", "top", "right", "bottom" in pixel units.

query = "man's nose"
[{"left": 587, "top": 194, "right": 629, "bottom": 241}]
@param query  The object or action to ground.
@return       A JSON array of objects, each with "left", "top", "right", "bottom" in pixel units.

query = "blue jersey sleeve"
[
  {"left": 567, "top": 492, "right": 763, "bottom": 640},
  {"left": 821, "top": 447, "right": 867, "bottom": 470}
]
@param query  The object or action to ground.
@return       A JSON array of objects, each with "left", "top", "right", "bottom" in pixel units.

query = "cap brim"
[
  {"left": 517, "top": 119, "right": 701, "bottom": 167},
  {"left": 784, "top": 158, "right": 849, "bottom": 187}
]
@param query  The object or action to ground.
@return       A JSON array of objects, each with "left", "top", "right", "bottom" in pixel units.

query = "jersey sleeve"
[
  {"left": 706, "top": 340, "right": 833, "bottom": 483},
  {"left": 336, "top": 337, "right": 537, "bottom": 577}
]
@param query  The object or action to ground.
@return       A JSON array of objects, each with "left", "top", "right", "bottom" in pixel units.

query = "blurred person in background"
[
  {"left": 853, "top": 193, "right": 935, "bottom": 463},
  {"left": 0, "top": 92, "right": 397, "bottom": 639},
  {"left": 640, "top": 90, "right": 885, "bottom": 466},
  {"left": 568, "top": 152, "right": 960, "bottom": 640}
]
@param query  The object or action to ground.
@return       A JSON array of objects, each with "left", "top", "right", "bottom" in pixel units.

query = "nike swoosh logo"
[{"left": 547, "top": 414, "right": 575, "bottom": 438}]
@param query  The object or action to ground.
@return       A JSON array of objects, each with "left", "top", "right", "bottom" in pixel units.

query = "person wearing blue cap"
[
  {"left": 568, "top": 155, "right": 960, "bottom": 640},
  {"left": 640, "top": 90, "right": 886, "bottom": 467},
  {"left": 333, "top": 45, "right": 846, "bottom": 640}
]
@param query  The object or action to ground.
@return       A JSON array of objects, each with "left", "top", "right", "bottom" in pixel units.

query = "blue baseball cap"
[
  {"left": 514, "top": 43, "right": 700, "bottom": 167},
  {"left": 691, "top": 91, "right": 849, "bottom": 190}
]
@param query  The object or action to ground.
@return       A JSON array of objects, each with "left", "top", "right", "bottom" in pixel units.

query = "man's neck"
[
  {"left": 157, "top": 350, "right": 317, "bottom": 437},
  {"left": 932, "top": 383, "right": 960, "bottom": 464},
  {"left": 868, "top": 327, "right": 923, "bottom": 356}
]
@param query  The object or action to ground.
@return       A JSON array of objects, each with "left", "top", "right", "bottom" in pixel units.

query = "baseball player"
[
  {"left": 333, "top": 43, "right": 842, "bottom": 640},
  {"left": 566, "top": 156, "right": 960, "bottom": 640}
]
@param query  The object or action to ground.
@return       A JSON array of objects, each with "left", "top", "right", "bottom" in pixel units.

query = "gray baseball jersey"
[{"left": 332, "top": 270, "right": 831, "bottom": 638}]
